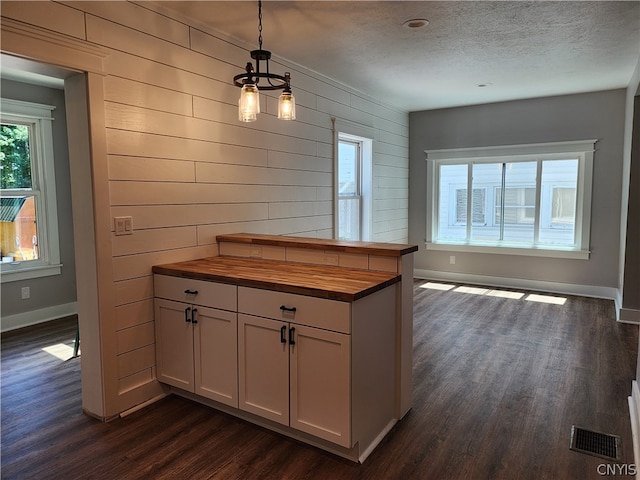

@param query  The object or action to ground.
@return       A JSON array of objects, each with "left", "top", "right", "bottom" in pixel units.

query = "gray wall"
[
  {"left": 1, "top": 79, "right": 77, "bottom": 317},
  {"left": 624, "top": 95, "right": 640, "bottom": 310},
  {"left": 409, "top": 89, "right": 626, "bottom": 290}
]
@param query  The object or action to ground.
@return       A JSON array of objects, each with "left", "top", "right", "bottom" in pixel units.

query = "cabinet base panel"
[
  {"left": 168, "top": 387, "right": 396, "bottom": 463},
  {"left": 119, "top": 392, "right": 168, "bottom": 418},
  {"left": 358, "top": 418, "right": 397, "bottom": 463}
]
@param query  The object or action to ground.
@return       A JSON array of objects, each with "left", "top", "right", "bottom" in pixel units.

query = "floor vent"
[{"left": 570, "top": 425, "right": 621, "bottom": 461}]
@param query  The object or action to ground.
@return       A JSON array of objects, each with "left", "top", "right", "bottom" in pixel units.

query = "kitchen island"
[{"left": 152, "top": 234, "right": 417, "bottom": 462}]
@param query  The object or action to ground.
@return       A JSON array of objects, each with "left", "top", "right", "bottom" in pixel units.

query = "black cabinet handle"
[
  {"left": 280, "top": 325, "right": 287, "bottom": 344},
  {"left": 280, "top": 305, "right": 297, "bottom": 313},
  {"left": 289, "top": 327, "right": 296, "bottom": 345},
  {"left": 184, "top": 306, "right": 191, "bottom": 323},
  {"left": 191, "top": 308, "right": 198, "bottom": 324},
  {"left": 184, "top": 289, "right": 198, "bottom": 295}
]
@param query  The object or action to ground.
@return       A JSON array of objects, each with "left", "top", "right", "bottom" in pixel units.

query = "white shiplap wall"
[{"left": 1, "top": 0, "right": 408, "bottom": 406}]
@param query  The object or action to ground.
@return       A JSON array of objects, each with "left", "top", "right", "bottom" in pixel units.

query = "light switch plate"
[{"left": 115, "top": 216, "right": 133, "bottom": 236}]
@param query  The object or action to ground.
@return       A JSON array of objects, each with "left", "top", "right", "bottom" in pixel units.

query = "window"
[
  {"left": 334, "top": 122, "right": 373, "bottom": 241},
  {"left": 426, "top": 140, "right": 596, "bottom": 259},
  {"left": 550, "top": 187, "right": 576, "bottom": 226},
  {"left": 1, "top": 98, "right": 61, "bottom": 281},
  {"left": 338, "top": 139, "right": 361, "bottom": 240},
  {"left": 455, "top": 188, "right": 486, "bottom": 225}
]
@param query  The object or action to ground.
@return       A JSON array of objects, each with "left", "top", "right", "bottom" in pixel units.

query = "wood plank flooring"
[{"left": 1, "top": 281, "right": 637, "bottom": 479}]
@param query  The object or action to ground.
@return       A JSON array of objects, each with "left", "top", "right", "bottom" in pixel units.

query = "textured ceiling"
[{"left": 156, "top": 1, "right": 640, "bottom": 111}]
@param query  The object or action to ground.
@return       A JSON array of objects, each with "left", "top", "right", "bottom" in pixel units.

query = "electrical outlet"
[
  {"left": 21, "top": 286, "right": 30, "bottom": 299},
  {"left": 449, "top": 255, "right": 456, "bottom": 265}
]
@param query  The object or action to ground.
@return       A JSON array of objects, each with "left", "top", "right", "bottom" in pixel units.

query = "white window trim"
[
  {"left": 425, "top": 139, "right": 597, "bottom": 260},
  {"left": 1, "top": 98, "right": 61, "bottom": 282},
  {"left": 333, "top": 118, "right": 374, "bottom": 241}
]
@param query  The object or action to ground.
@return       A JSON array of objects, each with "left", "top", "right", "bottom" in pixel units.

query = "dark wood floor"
[{"left": 1, "top": 281, "right": 637, "bottom": 479}]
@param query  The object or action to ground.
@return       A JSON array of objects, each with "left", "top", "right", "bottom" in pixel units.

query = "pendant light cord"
[
  {"left": 257, "top": 0, "right": 275, "bottom": 83},
  {"left": 257, "top": 0, "right": 263, "bottom": 50}
]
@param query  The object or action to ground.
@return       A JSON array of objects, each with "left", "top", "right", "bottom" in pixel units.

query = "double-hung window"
[
  {"left": 335, "top": 125, "right": 373, "bottom": 242},
  {"left": 338, "top": 139, "right": 362, "bottom": 241},
  {"left": 426, "top": 140, "right": 596, "bottom": 259},
  {"left": 1, "top": 98, "right": 61, "bottom": 281}
]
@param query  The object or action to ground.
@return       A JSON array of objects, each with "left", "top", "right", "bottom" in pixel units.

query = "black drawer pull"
[
  {"left": 191, "top": 308, "right": 198, "bottom": 324},
  {"left": 280, "top": 305, "right": 297, "bottom": 313},
  {"left": 184, "top": 289, "right": 198, "bottom": 295},
  {"left": 289, "top": 327, "right": 296, "bottom": 345},
  {"left": 184, "top": 306, "right": 191, "bottom": 323},
  {"left": 280, "top": 325, "right": 287, "bottom": 344}
]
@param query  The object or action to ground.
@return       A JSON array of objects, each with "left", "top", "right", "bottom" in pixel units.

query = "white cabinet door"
[
  {"left": 155, "top": 298, "right": 194, "bottom": 391},
  {"left": 238, "top": 314, "right": 289, "bottom": 426},
  {"left": 290, "top": 324, "right": 351, "bottom": 447},
  {"left": 194, "top": 306, "right": 238, "bottom": 407}
]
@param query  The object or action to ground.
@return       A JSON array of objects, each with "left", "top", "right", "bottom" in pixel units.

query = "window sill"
[
  {"left": 0, "top": 263, "right": 62, "bottom": 283},
  {"left": 425, "top": 242, "right": 590, "bottom": 260}
]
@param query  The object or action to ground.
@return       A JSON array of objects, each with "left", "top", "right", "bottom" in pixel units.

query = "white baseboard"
[
  {"left": 413, "top": 269, "right": 618, "bottom": 301},
  {"left": 0, "top": 301, "right": 78, "bottom": 333},
  {"left": 629, "top": 381, "right": 640, "bottom": 478}
]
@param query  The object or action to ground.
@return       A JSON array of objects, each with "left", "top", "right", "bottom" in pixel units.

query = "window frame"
[
  {"left": 333, "top": 119, "right": 373, "bottom": 242},
  {"left": 337, "top": 138, "right": 363, "bottom": 240},
  {"left": 1, "top": 98, "right": 61, "bottom": 282},
  {"left": 425, "top": 140, "right": 596, "bottom": 260}
]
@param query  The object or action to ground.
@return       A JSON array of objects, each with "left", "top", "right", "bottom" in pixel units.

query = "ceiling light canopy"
[
  {"left": 233, "top": 0, "right": 295, "bottom": 122},
  {"left": 402, "top": 18, "right": 429, "bottom": 29}
]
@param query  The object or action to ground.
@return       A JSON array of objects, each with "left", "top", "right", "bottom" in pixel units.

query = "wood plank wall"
[{"left": 1, "top": 1, "right": 408, "bottom": 410}]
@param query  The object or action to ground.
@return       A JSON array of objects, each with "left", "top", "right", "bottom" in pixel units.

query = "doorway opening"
[{"left": 1, "top": 53, "right": 92, "bottom": 405}]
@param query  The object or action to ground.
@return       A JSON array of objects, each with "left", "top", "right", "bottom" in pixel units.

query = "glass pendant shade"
[
  {"left": 239, "top": 83, "right": 260, "bottom": 122},
  {"left": 277, "top": 91, "right": 296, "bottom": 120}
]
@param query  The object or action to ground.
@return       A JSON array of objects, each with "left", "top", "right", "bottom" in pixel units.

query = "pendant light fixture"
[{"left": 233, "top": 0, "right": 296, "bottom": 122}]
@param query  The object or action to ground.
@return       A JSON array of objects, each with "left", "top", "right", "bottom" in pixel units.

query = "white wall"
[{"left": 0, "top": 0, "right": 408, "bottom": 415}]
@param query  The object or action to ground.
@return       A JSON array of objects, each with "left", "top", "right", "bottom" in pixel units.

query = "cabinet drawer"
[
  {"left": 154, "top": 274, "right": 237, "bottom": 311},
  {"left": 238, "top": 286, "right": 351, "bottom": 334}
]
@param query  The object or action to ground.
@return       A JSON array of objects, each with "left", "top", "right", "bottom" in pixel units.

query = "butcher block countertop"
[
  {"left": 216, "top": 233, "right": 419, "bottom": 257},
  {"left": 152, "top": 256, "right": 400, "bottom": 302}
]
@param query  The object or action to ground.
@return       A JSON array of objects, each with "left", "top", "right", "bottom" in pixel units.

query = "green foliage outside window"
[{"left": 0, "top": 124, "right": 32, "bottom": 189}]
